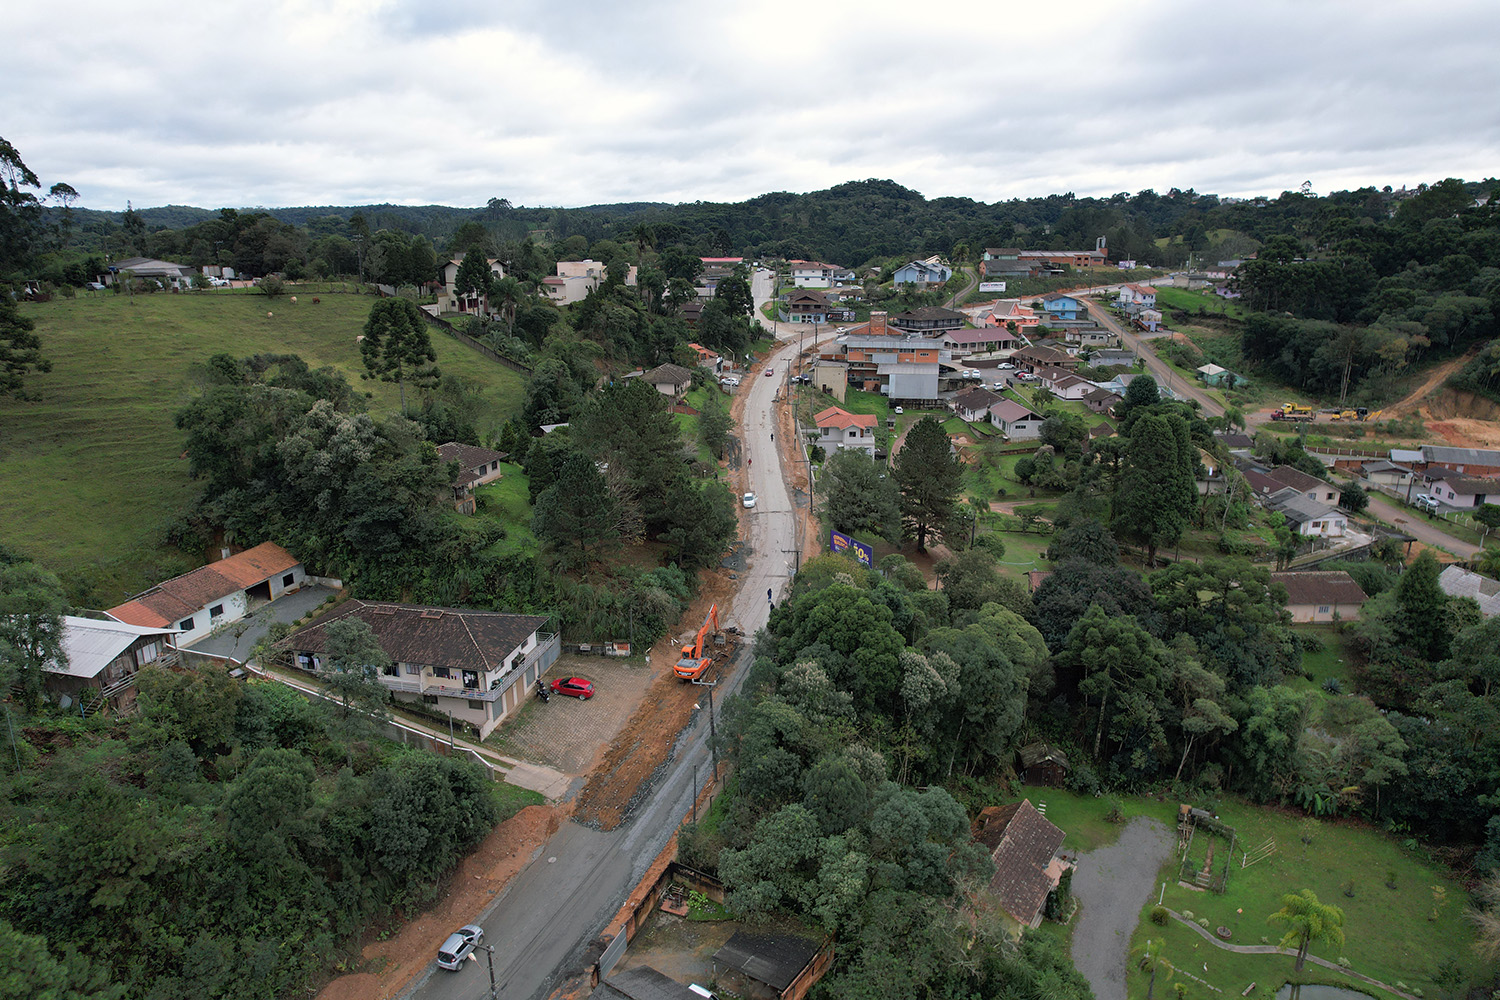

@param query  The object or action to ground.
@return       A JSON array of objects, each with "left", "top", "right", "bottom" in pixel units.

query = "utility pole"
[
  {"left": 693, "top": 678, "right": 719, "bottom": 782},
  {"left": 480, "top": 945, "right": 497, "bottom": 999}
]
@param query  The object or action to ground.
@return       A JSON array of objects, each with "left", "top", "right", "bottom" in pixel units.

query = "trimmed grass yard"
[
  {"left": 1129, "top": 802, "right": 1476, "bottom": 999},
  {"left": 988, "top": 529, "right": 1052, "bottom": 575},
  {"left": 992, "top": 789, "right": 1479, "bottom": 1000},
  {"left": 2, "top": 289, "right": 524, "bottom": 600}
]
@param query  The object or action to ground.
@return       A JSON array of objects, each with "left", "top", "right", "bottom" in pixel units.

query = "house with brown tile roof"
[
  {"left": 1266, "top": 465, "right": 1341, "bottom": 506},
  {"left": 1270, "top": 571, "right": 1369, "bottom": 622},
  {"left": 635, "top": 363, "right": 696, "bottom": 399},
  {"left": 107, "top": 542, "right": 304, "bottom": 646},
  {"left": 974, "top": 800, "right": 1070, "bottom": 929},
  {"left": 436, "top": 442, "right": 508, "bottom": 515},
  {"left": 279, "top": 600, "right": 560, "bottom": 739},
  {"left": 951, "top": 386, "right": 1003, "bottom": 422}
]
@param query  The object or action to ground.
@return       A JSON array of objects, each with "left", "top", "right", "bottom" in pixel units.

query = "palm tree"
[
  {"left": 1268, "top": 888, "right": 1345, "bottom": 971},
  {"left": 1132, "top": 937, "right": 1175, "bottom": 1000}
]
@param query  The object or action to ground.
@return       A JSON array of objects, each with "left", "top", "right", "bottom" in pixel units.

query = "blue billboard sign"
[{"left": 829, "top": 529, "right": 874, "bottom": 567}]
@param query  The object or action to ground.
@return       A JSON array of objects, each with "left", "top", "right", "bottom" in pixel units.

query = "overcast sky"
[{"left": 9, "top": 0, "right": 1498, "bottom": 212}]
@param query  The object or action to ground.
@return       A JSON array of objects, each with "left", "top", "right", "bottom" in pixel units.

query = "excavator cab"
[{"left": 675, "top": 604, "right": 721, "bottom": 681}]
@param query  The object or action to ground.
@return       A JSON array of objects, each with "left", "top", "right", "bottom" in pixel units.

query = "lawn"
[
  {"left": 474, "top": 463, "right": 538, "bottom": 558},
  {"left": 1157, "top": 285, "right": 1250, "bottom": 322},
  {"left": 1, "top": 288, "right": 525, "bottom": 601},
  {"left": 989, "top": 529, "right": 1052, "bottom": 575},
  {"left": 1129, "top": 802, "right": 1477, "bottom": 999},
  {"left": 986, "top": 788, "right": 1479, "bottom": 1000}
]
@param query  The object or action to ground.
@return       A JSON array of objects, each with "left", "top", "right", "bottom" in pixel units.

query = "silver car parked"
[{"left": 437, "top": 924, "right": 484, "bottom": 971}]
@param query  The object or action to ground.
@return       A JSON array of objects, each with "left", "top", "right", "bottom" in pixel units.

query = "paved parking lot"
[{"left": 489, "top": 654, "right": 657, "bottom": 775}]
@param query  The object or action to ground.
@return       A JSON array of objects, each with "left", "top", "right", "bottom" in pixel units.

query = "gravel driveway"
[{"left": 1070, "top": 816, "right": 1174, "bottom": 1000}]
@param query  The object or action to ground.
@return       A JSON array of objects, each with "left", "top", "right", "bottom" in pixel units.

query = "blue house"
[
  {"left": 1041, "top": 293, "right": 1083, "bottom": 321},
  {"left": 893, "top": 257, "right": 952, "bottom": 287}
]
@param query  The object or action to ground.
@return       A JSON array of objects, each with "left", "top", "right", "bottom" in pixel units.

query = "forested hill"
[{"left": 59, "top": 177, "right": 1498, "bottom": 271}]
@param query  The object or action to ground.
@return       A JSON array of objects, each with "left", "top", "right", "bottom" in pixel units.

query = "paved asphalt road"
[
  {"left": 1077, "top": 290, "right": 1224, "bottom": 417},
  {"left": 402, "top": 334, "right": 806, "bottom": 1000},
  {"left": 1364, "top": 490, "right": 1481, "bottom": 558}
]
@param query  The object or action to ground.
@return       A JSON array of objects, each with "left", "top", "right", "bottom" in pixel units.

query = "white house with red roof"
[
  {"left": 107, "top": 542, "right": 305, "bottom": 646},
  {"left": 1117, "top": 283, "right": 1158, "bottom": 308},
  {"left": 984, "top": 299, "right": 1040, "bottom": 331},
  {"left": 814, "top": 405, "right": 878, "bottom": 456}
]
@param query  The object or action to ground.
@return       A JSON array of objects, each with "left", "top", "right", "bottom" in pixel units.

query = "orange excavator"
[{"left": 675, "top": 604, "right": 721, "bottom": 681}]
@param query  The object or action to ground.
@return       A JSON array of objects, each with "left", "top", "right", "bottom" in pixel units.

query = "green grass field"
[
  {"left": 2, "top": 289, "right": 525, "bottom": 601},
  {"left": 1010, "top": 790, "right": 1478, "bottom": 1000},
  {"left": 1130, "top": 799, "right": 1477, "bottom": 999},
  {"left": 474, "top": 463, "right": 539, "bottom": 559}
]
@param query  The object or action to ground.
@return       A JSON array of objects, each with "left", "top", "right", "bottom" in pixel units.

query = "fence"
[
  {"left": 597, "top": 863, "right": 727, "bottom": 980},
  {"left": 371, "top": 282, "right": 534, "bottom": 375}
]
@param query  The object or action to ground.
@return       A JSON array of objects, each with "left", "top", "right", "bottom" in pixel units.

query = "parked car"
[
  {"left": 1414, "top": 494, "right": 1440, "bottom": 512},
  {"left": 992, "top": 382, "right": 1007, "bottom": 391},
  {"left": 550, "top": 676, "right": 596, "bottom": 699},
  {"left": 437, "top": 925, "right": 484, "bottom": 971},
  {"left": 85, "top": 281, "right": 106, "bottom": 291},
  {"left": 720, "top": 377, "right": 740, "bottom": 387},
  {"left": 1017, "top": 372, "right": 1037, "bottom": 381},
  {"left": 743, "top": 492, "right": 757, "bottom": 508},
  {"left": 998, "top": 362, "right": 1015, "bottom": 370},
  {"left": 893, "top": 406, "right": 904, "bottom": 414}
]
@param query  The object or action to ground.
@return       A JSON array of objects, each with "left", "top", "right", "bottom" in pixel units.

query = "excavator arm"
[{"left": 674, "top": 604, "right": 720, "bottom": 680}]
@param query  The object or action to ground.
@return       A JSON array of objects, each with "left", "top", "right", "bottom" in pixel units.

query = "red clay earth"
[{"left": 315, "top": 805, "right": 562, "bottom": 1000}]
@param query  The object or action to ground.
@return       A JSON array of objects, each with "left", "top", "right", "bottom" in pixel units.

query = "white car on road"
[{"left": 743, "top": 492, "right": 757, "bottom": 509}]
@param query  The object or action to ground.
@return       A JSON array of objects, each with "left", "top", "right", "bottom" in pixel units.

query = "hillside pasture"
[{"left": 1, "top": 289, "right": 525, "bottom": 602}]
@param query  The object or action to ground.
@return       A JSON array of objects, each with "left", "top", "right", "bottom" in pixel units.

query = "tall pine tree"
[{"left": 894, "top": 417, "right": 962, "bottom": 552}]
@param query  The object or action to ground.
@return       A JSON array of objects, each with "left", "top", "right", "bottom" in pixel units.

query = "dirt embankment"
[
  {"left": 315, "top": 805, "right": 563, "bottom": 1000},
  {"left": 1423, "top": 386, "right": 1500, "bottom": 422}
]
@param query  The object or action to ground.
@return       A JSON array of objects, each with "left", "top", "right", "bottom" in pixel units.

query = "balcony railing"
[{"left": 373, "top": 632, "right": 562, "bottom": 703}]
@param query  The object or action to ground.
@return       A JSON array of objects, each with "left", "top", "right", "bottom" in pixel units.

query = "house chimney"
[{"left": 869, "top": 310, "right": 887, "bottom": 336}]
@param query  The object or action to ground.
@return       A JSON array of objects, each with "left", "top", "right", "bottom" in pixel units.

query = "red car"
[
  {"left": 550, "top": 676, "right": 596, "bottom": 699},
  {"left": 764, "top": 367, "right": 775, "bottom": 377}
]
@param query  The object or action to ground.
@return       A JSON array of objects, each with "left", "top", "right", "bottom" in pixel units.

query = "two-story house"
[
  {"left": 814, "top": 405, "right": 878, "bottom": 456},
  {"left": 889, "top": 306, "right": 965, "bottom": 336},
  {"left": 1117, "top": 283, "right": 1158, "bottom": 308},
  {"left": 441, "top": 257, "right": 506, "bottom": 314},
  {"left": 783, "top": 289, "right": 833, "bottom": 324},
  {"left": 1040, "top": 293, "right": 1084, "bottom": 321},
  {"left": 789, "top": 261, "right": 853, "bottom": 288},
  {"left": 892, "top": 257, "right": 952, "bottom": 287},
  {"left": 436, "top": 441, "right": 508, "bottom": 515},
  {"left": 985, "top": 299, "right": 1040, "bottom": 332},
  {"left": 280, "top": 601, "right": 561, "bottom": 739},
  {"left": 45, "top": 616, "right": 180, "bottom": 716}
]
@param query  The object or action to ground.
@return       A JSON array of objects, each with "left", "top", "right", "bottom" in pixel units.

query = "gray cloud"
[{"left": 8, "top": 0, "right": 1498, "bottom": 212}]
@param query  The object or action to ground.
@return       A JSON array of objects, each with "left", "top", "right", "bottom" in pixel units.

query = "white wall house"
[
  {"left": 988, "top": 400, "right": 1043, "bottom": 441},
  {"left": 107, "top": 542, "right": 305, "bottom": 647},
  {"left": 281, "top": 601, "right": 561, "bottom": 739},
  {"left": 814, "top": 405, "right": 878, "bottom": 456}
]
